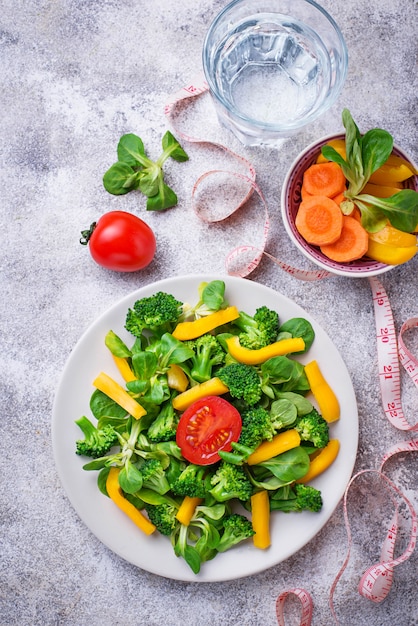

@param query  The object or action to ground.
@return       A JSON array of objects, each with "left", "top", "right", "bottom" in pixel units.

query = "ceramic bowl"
[{"left": 280, "top": 133, "right": 418, "bottom": 277}]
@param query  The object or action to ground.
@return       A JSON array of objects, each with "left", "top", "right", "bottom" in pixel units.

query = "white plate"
[{"left": 52, "top": 274, "right": 358, "bottom": 582}]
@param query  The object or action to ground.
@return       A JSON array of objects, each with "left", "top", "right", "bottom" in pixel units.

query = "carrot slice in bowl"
[
  {"left": 320, "top": 216, "right": 369, "bottom": 262},
  {"left": 331, "top": 191, "right": 346, "bottom": 207},
  {"left": 295, "top": 196, "right": 343, "bottom": 246},
  {"left": 302, "top": 162, "right": 346, "bottom": 198}
]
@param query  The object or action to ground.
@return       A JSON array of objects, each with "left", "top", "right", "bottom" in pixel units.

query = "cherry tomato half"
[
  {"left": 80, "top": 211, "right": 156, "bottom": 272},
  {"left": 176, "top": 396, "right": 242, "bottom": 465}
]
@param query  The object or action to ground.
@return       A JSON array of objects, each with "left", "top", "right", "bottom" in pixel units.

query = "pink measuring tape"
[
  {"left": 369, "top": 277, "right": 418, "bottom": 432},
  {"left": 164, "top": 79, "right": 418, "bottom": 625},
  {"left": 275, "top": 287, "right": 417, "bottom": 626},
  {"left": 164, "top": 73, "right": 329, "bottom": 281}
]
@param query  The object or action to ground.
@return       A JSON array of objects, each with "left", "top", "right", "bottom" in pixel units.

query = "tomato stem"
[{"left": 80, "top": 222, "right": 97, "bottom": 245}]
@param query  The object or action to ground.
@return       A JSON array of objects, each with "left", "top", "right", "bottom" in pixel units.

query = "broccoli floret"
[
  {"left": 139, "top": 458, "right": 171, "bottom": 494},
  {"left": 171, "top": 463, "right": 210, "bottom": 498},
  {"left": 125, "top": 291, "right": 183, "bottom": 339},
  {"left": 75, "top": 416, "right": 118, "bottom": 458},
  {"left": 187, "top": 334, "right": 225, "bottom": 383},
  {"left": 217, "top": 362, "right": 262, "bottom": 406},
  {"left": 209, "top": 461, "right": 253, "bottom": 502},
  {"left": 145, "top": 502, "right": 179, "bottom": 536},
  {"left": 270, "top": 484, "right": 323, "bottom": 513},
  {"left": 147, "top": 400, "right": 179, "bottom": 443},
  {"left": 238, "top": 405, "right": 274, "bottom": 450},
  {"left": 232, "top": 306, "right": 280, "bottom": 350},
  {"left": 294, "top": 408, "right": 329, "bottom": 448},
  {"left": 217, "top": 513, "right": 255, "bottom": 552}
]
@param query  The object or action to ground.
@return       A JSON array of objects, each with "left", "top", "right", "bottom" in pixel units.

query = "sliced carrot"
[
  {"left": 320, "top": 216, "right": 369, "bottom": 263},
  {"left": 302, "top": 162, "right": 346, "bottom": 198},
  {"left": 301, "top": 185, "right": 346, "bottom": 204},
  {"left": 300, "top": 183, "right": 313, "bottom": 200},
  {"left": 331, "top": 191, "right": 346, "bottom": 207},
  {"left": 295, "top": 196, "right": 343, "bottom": 246}
]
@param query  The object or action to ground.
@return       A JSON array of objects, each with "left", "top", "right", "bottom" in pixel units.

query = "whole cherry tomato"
[
  {"left": 176, "top": 396, "right": 242, "bottom": 465},
  {"left": 80, "top": 211, "right": 156, "bottom": 272}
]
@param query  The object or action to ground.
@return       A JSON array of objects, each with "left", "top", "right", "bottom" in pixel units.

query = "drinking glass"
[{"left": 202, "top": 0, "right": 348, "bottom": 147}]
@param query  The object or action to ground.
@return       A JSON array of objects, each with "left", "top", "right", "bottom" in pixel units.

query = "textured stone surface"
[{"left": 1, "top": 1, "right": 417, "bottom": 624}]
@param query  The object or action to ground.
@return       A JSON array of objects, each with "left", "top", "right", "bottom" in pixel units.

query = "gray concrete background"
[{"left": 1, "top": 1, "right": 417, "bottom": 624}]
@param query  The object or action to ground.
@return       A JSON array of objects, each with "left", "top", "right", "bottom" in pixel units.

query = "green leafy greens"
[
  {"left": 103, "top": 131, "right": 189, "bottom": 211},
  {"left": 321, "top": 108, "right": 418, "bottom": 233},
  {"left": 74, "top": 280, "right": 331, "bottom": 574}
]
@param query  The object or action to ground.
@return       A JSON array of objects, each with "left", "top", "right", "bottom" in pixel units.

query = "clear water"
[{"left": 214, "top": 14, "right": 331, "bottom": 127}]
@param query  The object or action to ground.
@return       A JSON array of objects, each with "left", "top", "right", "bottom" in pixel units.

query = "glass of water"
[{"left": 202, "top": 0, "right": 348, "bottom": 147}]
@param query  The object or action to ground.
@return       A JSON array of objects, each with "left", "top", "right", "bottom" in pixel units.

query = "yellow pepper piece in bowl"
[
  {"left": 316, "top": 138, "right": 346, "bottom": 164},
  {"left": 368, "top": 224, "right": 417, "bottom": 248},
  {"left": 362, "top": 182, "right": 403, "bottom": 196},
  {"left": 369, "top": 155, "right": 415, "bottom": 185},
  {"left": 366, "top": 239, "right": 417, "bottom": 265}
]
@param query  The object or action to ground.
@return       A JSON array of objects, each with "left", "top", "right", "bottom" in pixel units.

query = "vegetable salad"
[
  {"left": 295, "top": 109, "right": 418, "bottom": 265},
  {"left": 75, "top": 280, "right": 340, "bottom": 574}
]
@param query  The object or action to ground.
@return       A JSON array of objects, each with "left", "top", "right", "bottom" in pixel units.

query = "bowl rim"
[{"left": 280, "top": 133, "right": 417, "bottom": 278}]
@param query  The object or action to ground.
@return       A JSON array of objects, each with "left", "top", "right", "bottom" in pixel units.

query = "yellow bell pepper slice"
[
  {"left": 225, "top": 335, "right": 305, "bottom": 365},
  {"left": 247, "top": 429, "right": 301, "bottom": 465},
  {"left": 251, "top": 490, "right": 271, "bottom": 549},
  {"left": 368, "top": 225, "right": 417, "bottom": 248},
  {"left": 112, "top": 355, "right": 137, "bottom": 383},
  {"left": 167, "top": 364, "right": 189, "bottom": 392},
  {"left": 362, "top": 182, "right": 403, "bottom": 196},
  {"left": 93, "top": 371, "right": 146, "bottom": 420},
  {"left": 172, "top": 306, "right": 239, "bottom": 341},
  {"left": 175, "top": 496, "right": 203, "bottom": 526},
  {"left": 316, "top": 138, "right": 346, "bottom": 164},
  {"left": 304, "top": 360, "right": 340, "bottom": 423},
  {"left": 171, "top": 377, "right": 229, "bottom": 412},
  {"left": 106, "top": 467, "right": 156, "bottom": 535},
  {"left": 296, "top": 439, "right": 340, "bottom": 484},
  {"left": 366, "top": 239, "right": 417, "bottom": 265},
  {"left": 369, "top": 155, "right": 415, "bottom": 185}
]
